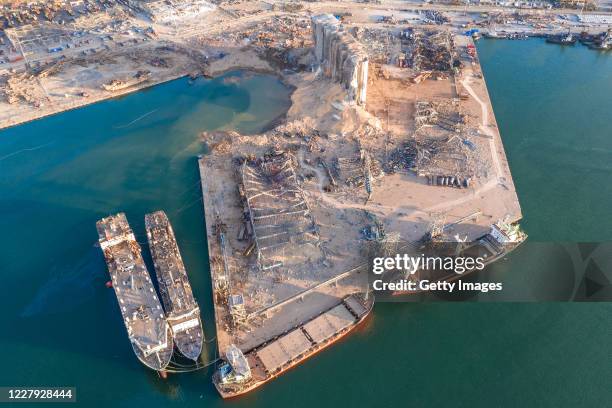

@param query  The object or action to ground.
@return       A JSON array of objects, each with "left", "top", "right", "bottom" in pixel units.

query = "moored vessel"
[
  {"left": 546, "top": 32, "right": 577, "bottom": 45},
  {"left": 391, "top": 221, "right": 527, "bottom": 296},
  {"left": 96, "top": 213, "right": 173, "bottom": 371},
  {"left": 145, "top": 211, "right": 204, "bottom": 361},
  {"left": 212, "top": 293, "right": 373, "bottom": 398},
  {"left": 590, "top": 29, "right": 611, "bottom": 50},
  {"left": 483, "top": 30, "right": 507, "bottom": 39}
]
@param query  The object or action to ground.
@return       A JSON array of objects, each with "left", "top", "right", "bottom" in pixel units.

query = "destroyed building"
[
  {"left": 122, "top": 0, "right": 215, "bottom": 24},
  {"left": 238, "top": 151, "right": 322, "bottom": 272},
  {"left": 311, "top": 14, "right": 368, "bottom": 106}
]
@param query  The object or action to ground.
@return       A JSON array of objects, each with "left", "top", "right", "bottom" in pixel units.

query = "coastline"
[
  {"left": 0, "top": 48, "right": 294, "bottom": 133},
  {"left": 2, "top": 33, "right": 607, "bottom": 133},
  {"left": 0, "top": 73, "right": 187, "bottom": 132}
]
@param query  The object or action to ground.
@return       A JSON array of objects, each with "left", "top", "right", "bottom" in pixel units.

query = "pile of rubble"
[
  {"left": 352, "top": 27, "right": 401, "bottom": 65},
  {"left": 333, "top": 146, "right": 384, "bottom": 197},
  {"left": 0, "top": 1, "right": 131, "bottom": 29},
  {"left": 247, "top": 16, "right": 311, "bottom": 49},
  {"left": 361, "top": 211, "right": 386, "bottom": 242},
  {"left": 127, "top": 0, "right": 215, "bottom": 25},
  {"left": 386, "top": 136, "right": 474, "bottom": 187},
  {"left": 385, "top": 142, "right": 418, "bottom": 174},
  {"left": 2, "top": 72, "right": 48, "bottom": 107},
  {"left": 194, "top": 15, "right": 312, "bottom": 69},
  {"left": 236, "top": 150, "right": 322, "bottom": 271},
  {"left": 351, "top": 27, "right": 457, "bottom": 84},
  {"left": 385, "top": 100, "right": 481, "bottom": 187},
  {"left": 412, "top": 135, "right": 473, "bottom": 183},
  {"left": 414, "top": 100, "right": 465, "bottom": 134},
  {"left": 399, "top": 29, "right": 456, "bottom": 73},
  {"left": 421, "top": 10, "right": 449, "bottom": 25},
  {"left": 1, "top": 1, "right": 77, "bottom": 28},
  {"left": 28, "top": 58, "right": 66, "bottom": 78}
]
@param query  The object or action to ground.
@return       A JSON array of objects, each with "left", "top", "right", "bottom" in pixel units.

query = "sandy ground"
[
  {"left": 204, "top": 48, "right": 273, "bottom": 77},
  {"left": 0, "top": 44, "right": 199, "bottom": 129}
]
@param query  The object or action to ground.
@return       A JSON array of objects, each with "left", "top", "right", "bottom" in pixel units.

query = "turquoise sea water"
[
  {"left": 476, "top": 38, "right": 612, "bottom": 242},
  {"left": 0, "top": 41, "right": 610, "bottom": 407}
]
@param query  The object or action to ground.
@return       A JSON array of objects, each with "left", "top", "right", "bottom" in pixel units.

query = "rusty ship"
[
  {"left": 96, "top": 212, "right": 173, "bottom": 371},
  {"left": 212, "top": 293, "right": 373, "bottom": 399},
  {"left": 390, "top": 221, "right": 528, "bottom": 296},
  {"left": 145, "top": 210, "right": 203, "bottom": 361},
  {"left": 102, "top": 70, "right": 151, "bottom": 92}
]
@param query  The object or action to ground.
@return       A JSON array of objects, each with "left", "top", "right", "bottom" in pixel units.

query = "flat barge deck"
[
  {"left": 96, "top": 212, "right": 173, "bottom": 371},
  {"left": 145, "top": 210, "right": 204, "bottom": 361},
  {"left": 212, "top": 293, "right": 373, "bottom": 398}
]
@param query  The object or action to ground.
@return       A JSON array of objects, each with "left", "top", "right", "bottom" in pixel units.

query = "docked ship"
[
  {"left": 391, "top": 221, "right": 527, "bottom": 296},
  {"left": 212, "top": 293, "right": 373, "bottom": 398},
  {"left": 590, "top": 30, "right": 611, "bottom": 50},
  {"left": 145, "top": 211, "right": 204, "bottom": 361},
  {"left": 507, "top": 33, "right": 528, "bottom": 40},
  {"left": 96, "top": 213, "right": 173, "bottom": 371},
  {"left": 482, "top": 28, "right": 507, "bottom": 39},
  {"left": 546, "top": 32, "right": 577, "bottom": 45},
  {"left": 102, "top": 70, "right": 151, "bottom": 92}
]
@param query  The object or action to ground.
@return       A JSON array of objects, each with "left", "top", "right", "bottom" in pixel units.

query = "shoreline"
[
  {"left": 1, "top": 22, "right": 607, "bottom": 134},
  {"left": 0, "top": 67, "right": 294, "bottom": 133},
  {"left": 2, "top": 34, "right": 606, "bottom": 134},
  {"left": 0, "top": 72, "right": 187, "bottom": 132}
]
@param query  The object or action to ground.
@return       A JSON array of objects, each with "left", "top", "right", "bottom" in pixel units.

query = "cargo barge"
[
  {"left": 212, "top": 293, "right": 373, "bottom": 399},
  {"left": 145, "top": 211, "right": 204, "bottom": 361},
  {"left": 96, "top": 213, "right": 173, "bottom": 371}
]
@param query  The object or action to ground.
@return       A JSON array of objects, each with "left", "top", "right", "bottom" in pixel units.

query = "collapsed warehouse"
[
  {"left": 399, "top": 29, "right": 456, "bottom": 73},
  {"left": 385, "top": 99, "right": 480, "bottom": 188},
  {"left": 352, "top": 27, "right": 457, "bottom": 81},
  {"left": 237, "top": 151, "right": 322, "bottom": 272},
  {"left": 199, "top": 121, "right": 376, "bottom": 350}
]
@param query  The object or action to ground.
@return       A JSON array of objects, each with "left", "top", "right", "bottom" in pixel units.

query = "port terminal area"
[{"left": 192, "top": 10, "right": 524, "bottom": 386}]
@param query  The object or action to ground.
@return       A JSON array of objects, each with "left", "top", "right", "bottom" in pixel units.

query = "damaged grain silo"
[{"left": 311, "top": 14, "right": 369, "bottom": 106}]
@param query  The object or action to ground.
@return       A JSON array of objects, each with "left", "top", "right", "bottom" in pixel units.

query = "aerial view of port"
[{"left": 0, "top": 0, "right": 610, "bottom": 406}]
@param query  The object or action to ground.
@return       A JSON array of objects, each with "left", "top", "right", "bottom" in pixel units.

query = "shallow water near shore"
[{"left": 0, "top": 41, "right": 611, "bottom": 407}]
